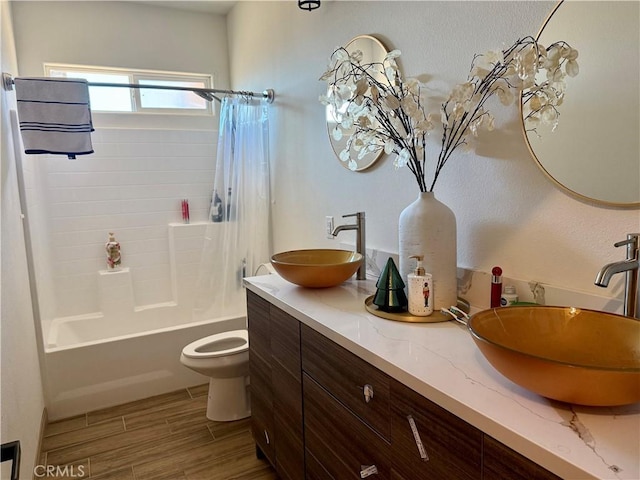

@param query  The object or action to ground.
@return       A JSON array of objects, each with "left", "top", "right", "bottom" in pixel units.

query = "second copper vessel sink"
[{"left": 468, "top": 306, "right": 640, "bottom": 406}]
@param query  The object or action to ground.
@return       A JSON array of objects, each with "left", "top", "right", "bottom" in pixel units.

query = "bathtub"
[{"left": 44, "top": 304, "right": 246, "bottom": 420}]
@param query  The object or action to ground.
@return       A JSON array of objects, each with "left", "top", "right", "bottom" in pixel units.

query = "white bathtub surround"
[
  {"left": 44, "top": 312, "right": 246, "bottom": 420},
  {"left": 31, "top": 127, "right": 217, "bottom": 321},
  {"left": 244, "top": 274, "right": 639, "bottom": 480},
  {"left": 42, "top": 220, "right": 211, "bottom": 418},
  {"left": 97, "top": 268, "right": 134, "bottom": 318},
  {"left": 44, "top": 221, "right": 253, "bottom": 420},
  {"left": 43, "top": 216, "right": 275, "bottom": 419}
]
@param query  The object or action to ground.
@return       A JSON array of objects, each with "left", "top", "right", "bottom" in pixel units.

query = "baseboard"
[{"left": 33, "top": 407, "right": 48, "bottom": 479}]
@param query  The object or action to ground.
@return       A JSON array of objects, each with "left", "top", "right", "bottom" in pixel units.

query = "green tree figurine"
[{"left": 373, "top": 257, "right": 408, "bottom": 312}]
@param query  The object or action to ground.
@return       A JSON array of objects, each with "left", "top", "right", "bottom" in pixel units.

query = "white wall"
[
  {"left": 10, "top": 2, "right": 227, "bottom": 323},
  {"left": 227, "top": 1, "right": 639, "bottom": 302},
  {"left": 1, "top": 0, "right": 46, "bottom": 477}
]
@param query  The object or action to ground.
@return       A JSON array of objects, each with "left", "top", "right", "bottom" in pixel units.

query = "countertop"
[{"left": 244, "top": 274, "right": 640, "bottom": 480}]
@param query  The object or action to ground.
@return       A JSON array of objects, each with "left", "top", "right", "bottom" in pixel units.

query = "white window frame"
[{"left": 44, "top": 63, "right": 214, "bottom": 116}]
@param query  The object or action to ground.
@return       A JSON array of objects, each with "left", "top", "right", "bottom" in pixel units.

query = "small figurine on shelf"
[{"left": 105, "top": 232, "right": 121, "bottom": 270}]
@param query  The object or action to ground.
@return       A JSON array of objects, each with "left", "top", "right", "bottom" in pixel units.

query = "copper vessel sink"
[
  {"left": 270, "top": 249, "right": 363, "bottom": 288},
  {"left": 468, "top": 306, "right": 640, "bottom": 406}
]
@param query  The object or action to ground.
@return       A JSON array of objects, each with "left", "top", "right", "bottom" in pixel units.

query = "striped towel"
[{"left": 15, "top": 77, "right": 94, "bottom": 159}]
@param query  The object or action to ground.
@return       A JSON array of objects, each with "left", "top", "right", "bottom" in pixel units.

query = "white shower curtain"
[{"left": 193, "top": 96, "right": 271, "bottom": 321}]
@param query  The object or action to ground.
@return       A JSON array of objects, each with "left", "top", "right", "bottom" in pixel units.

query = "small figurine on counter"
[
  {"left": 105, "top": 232, "right": 121, "bottom": 270},
  {"left": 407, "top": 255, "right": 433, "bottom": 316},
  {"left": 373, "top": 257, "right": 408, "bottom": 313}
]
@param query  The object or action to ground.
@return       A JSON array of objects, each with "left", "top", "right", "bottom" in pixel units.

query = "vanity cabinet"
[
  {"left": 247, "top": 291, "right": 561, "bottom": 480},
  {"left": 247, "top": 291, "right": 304, "bottom": 480},
  {"left": 301, "top": 324, "right": 483, "bottom": 480},
  {"left": 482, "top": 435, "right": 561, "bottom": 480},
  {"left": 303, "top": 373, "right": 392, "bottom": 479},
  {"left": 390, "top": 380, "right": 482, "bottom": 480},
  {"left": 302, "top": 324, "right": 392, "bottom": 479},
  {"left": 301, "top": 324, "right": 391, "bottom": 441}
]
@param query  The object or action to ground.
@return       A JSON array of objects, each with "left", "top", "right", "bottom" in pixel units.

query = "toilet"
[{"left": 180, "top": 329, "right": 250, "bottom": 421}]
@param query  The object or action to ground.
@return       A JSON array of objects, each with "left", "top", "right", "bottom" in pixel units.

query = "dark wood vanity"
[{"left": 247, "top": 290, "right": 560, "bottom": 480}]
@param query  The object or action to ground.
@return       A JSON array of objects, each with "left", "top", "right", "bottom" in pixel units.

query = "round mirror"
[
  {"left": 522, "top": 0, "right": 639, "bottom": 207},
  {"left": 326, "top": 35, "right": 389, "bottom": 172}
]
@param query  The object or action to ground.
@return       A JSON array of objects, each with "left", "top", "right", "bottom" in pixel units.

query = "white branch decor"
[{"left": 320, "top": 36, "right": 579, "bottom": 192}]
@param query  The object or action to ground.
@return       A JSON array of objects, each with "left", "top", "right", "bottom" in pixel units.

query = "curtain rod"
[{"left": 2, "top": 72, "right": 275, "bottom": 104}]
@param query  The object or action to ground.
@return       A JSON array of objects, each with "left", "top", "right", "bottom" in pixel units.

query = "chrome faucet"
[
  {"left": 331, "top": 212, "right": 366, "bottom": 280},
  {"left": 594, "top": 233, "right": 640, "bottom": 318}
]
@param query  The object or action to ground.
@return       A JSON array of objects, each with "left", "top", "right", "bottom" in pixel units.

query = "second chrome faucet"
[
  {"left": 331, "top": 212, "right": 366, "bottom": 280},
  {"left": 595, "top": 233, "right": 639, "bottom": 318}
]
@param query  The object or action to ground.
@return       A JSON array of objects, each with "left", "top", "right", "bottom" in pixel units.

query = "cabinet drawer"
[
  {"left": 305, "top": 449, "right": 335, "bottom": 480},
  {"left": 483, "top": 435, "right": 561, "bottom": 480},
  {"left": 301, "top": 325, "right": 391, "bottom": 440},
  {"left": 390, "top": 380, "right": 482, "bottom": 480},
  {"left": 303, "top": 373, "right": 391, "bottom": 479}
]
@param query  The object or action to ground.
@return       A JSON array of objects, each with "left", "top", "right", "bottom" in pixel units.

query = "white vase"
[{"left": 398, "top": 192, "right": 457, "bottom": 312}]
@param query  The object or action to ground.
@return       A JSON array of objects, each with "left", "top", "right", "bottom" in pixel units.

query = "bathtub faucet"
[{"left": 331, "top": 212, "right": 366, "bottom": 280}]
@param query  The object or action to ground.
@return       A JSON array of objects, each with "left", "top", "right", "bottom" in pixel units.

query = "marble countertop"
[{"left": 244, "top": 274, "right": 639, "bottom": 480}]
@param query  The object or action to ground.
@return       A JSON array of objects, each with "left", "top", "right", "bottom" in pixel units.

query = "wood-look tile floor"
[{"left": 39, "top": 384, "right": 278, "bottom": 480}]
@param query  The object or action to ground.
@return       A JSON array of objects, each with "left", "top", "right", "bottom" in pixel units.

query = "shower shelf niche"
[{"left": 98, "top": 267, "right": 134, "bottom": 317}]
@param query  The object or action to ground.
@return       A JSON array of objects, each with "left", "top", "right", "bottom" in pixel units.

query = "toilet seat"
[{"left": 182, "top": 330, "right": 248, "bottom": 359}]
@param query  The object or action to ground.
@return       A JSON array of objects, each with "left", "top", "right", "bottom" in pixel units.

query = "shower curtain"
[{"left": 193, "top": 96, "right": 271, "bottom": 321}]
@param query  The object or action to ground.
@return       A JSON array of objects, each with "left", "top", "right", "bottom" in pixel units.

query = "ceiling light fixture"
[{"left": 298, "top": 0, "right": 320, "bottom": 11}]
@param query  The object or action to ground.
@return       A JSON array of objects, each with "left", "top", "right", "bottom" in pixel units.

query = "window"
[{"left": 44, "top": 64, "right": 214, "bottom": 115}]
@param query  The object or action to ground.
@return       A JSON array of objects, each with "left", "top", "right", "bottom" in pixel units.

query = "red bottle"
[{"left": 490, "top": 266, "right": 502, "bottom": 308}]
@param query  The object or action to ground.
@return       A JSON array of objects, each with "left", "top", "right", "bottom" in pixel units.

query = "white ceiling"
[{"left": 137, "top": 1, "right": 237, "bottom": 15}]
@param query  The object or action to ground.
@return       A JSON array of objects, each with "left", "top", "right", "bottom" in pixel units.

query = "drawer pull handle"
[
  {"left": 363, "top": 384, "right": 374, "bottom": 403},
  {"left": 360, "top": 464, "right": 378, "bottom": 478},
  {"left": 264, "top": 430, "right": 270, "bottom": 445},
  {"left": 407, "top": 415, "right": 429, "bottom": 461}
]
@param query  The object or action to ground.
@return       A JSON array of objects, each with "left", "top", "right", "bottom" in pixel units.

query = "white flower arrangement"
[{"left": 320, "top": 36, "right": 579, "bottom": 192}]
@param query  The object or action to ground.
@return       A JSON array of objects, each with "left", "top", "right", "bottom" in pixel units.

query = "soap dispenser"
[{"left": 407, "top": 255, "right": 433, "bottom": 316}]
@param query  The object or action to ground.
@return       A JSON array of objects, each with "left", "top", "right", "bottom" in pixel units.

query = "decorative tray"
[{"left": 364, "top": 295, "right": 470, "bottom": 324}]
